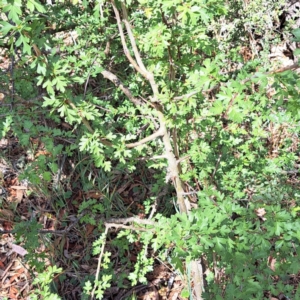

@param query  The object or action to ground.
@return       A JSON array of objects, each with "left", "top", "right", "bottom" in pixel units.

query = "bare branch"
[
  {"left": 101, "top": 69, "right": 143, "bottom": 106},
  {"left": 174, "top": 90, "right": 199, "bottom": 101},
  {"left": 105, "top": 217, "right": 156, "bottom": 231},
  {"left": 106, "top": 217, "right": 156, "bottom": 225},
  {"left": 176, "top": 155, "right": 190, "bottom": 164},
  {"left": 173, "top": 62, "right": 300, "bottom": 101},
  {"left": 126, "top": 127, "right": 165, "bottom": 148},
  {"left": 111, "top": 0, "right": 159, "bottom": 99},
  {"left": 110, "top": 0, "right": 147, "bottom": 78},
  {"left": 241, "top": 62, "right": 300, "bottom": 84},
  {"left": 120, "top": 2, "right": 147, "bottom": 74},
  {"left": 105, "top": 223, "right": 153, "bottom": 232},
  {"left": 137, "top": 154, "right": 167, "bottom": 161},
  {"left": 91, "top": 226, "right": 108, "bottom": 299}
]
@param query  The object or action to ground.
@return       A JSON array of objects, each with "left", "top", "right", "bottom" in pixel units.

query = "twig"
[
  {"left": 0, "top": 89, "right": 46, "bottom": 103},
  {"left": 126, "top": 127, "right": 165, "bottom": 148},
  {"left": 120, "top": 2, "right": 148, "bottom": 74},
  {"left": 0, "top": 228, "right": 73, "bottom": 236},
  {"left": 0, "top": 217, "right": 79, "bottom": 236},
  {"left": 173, "top": 91, "right": 199, "bottom": 101},
  {"left": 115, "top": 284, "right": 147, "bottom": 300},
  {"left": 105, "top": 217, "right": 155, "bottom": 226},
  {"left": 101, "top": 69, "right": 143, "bottom": 106},
  {"left": 90, "top": 226, "right": 108, "bottom": 300},
  {"left": 173, "top": 62, "right": 300, "bottom": 102},
  {"left": 136, "top": 154, "right": 167, "bottom": 161},
  {"left": 111, "top": 0, "right": 159, "bottom": 99},
  {"left": 148, "top": 185, "right": 169, "bottom": 219},
  {"left": 176, "top": 155, "right": 190, "bottom": 164},
  {"left": 105, "top": 223, "right": 153, "bottom": 232},
  {"left": 110, "top": 0, "right": 146, "bottom": 78},
  {"left": 83, "top": 55, "right": 98, "bottom": 99}
]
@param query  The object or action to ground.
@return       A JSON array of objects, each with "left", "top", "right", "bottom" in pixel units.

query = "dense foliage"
[{"left": 1, "top": 0, "right": 300, "bottom": 299}]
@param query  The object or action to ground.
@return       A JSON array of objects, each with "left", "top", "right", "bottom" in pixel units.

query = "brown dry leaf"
[
  {"left": 0, "top": 261, "right": 5, "bottom": 269},
  {"left": 9, "top": 286, "right": 18, "bottom": 299},
  {"left": 10, "top": 177, "right": 19, "bottom": 186},
  {"left": 9, "top": 267, "right": 26, "bottom": 283},
  {"left": 64, "top": 249, "right": 71, "bottom": 259},
  {"left": 3, "top": 221, "right": 13, "bottom": 230},
  {"left": 14, "top": 189, "right": 24, "bottom": 203},
  {"left": 86, "top": 224, "right": 95, "bottom": 236},
  {"left": 81, "top": 265, "right": 91, "bottom": 271},
  {"left": 143, "top": 291, "right": 158, "bottom": 300},
  {"left": 58, "top": 209, "right": 66, "bottom": 220},
  {"left": 255, "top": 208, "right": 267, "bottom": 221},
  {"left": 268, "top": 255, "right": 276, "bottom": 272},
  {"left": 35, "top": 150, "right": 52, "bottom": 157},
  {"left": 7, "top": 186, "right": 24, "bottom": 203},
  {"left": 0, "top": 209, "right": 14, "bottom": 221},
  {"left": 85, "top": 190, "right": 103, "bottom": 199}
]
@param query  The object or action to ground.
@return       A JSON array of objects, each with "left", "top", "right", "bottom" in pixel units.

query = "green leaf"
[
  {"left": 274, "top": 222, "right": 282, "bottom": 236},
  {"left": 292, "top": 28, "right": 300, "bottom": 42},
  {"left": 181, "top": 289, "right": 190, "bottom": 298},
  {"left": 209, "top": 100, "right": 224, "bottom": 115},
  {"left": 27, "top": 0, "right": 46, "bottom": 13},
  {"left": 6, "top": 5, "right": 22, "bottom": 23},
  {"left": 228, "top": 107, "right": 243, "bottom": 123},
  {"left": 23, "top": 41, "right": 31, "bottom": 55},
  {"left": 37, "top": 63, "right": 46, "bottom": 76},
  {"left": 201, "top": 236, "right": 214, "bottom": 248},
  {"left": 215, "top": 237, "right": 226, "bottom": 250},
  {"left": 0, "top": 21, "right": 15, "bottom": 36}
]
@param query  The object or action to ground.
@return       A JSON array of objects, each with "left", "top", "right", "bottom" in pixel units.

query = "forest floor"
[{"left": 0, "top": 135, "right": 185, "bottom": 299}]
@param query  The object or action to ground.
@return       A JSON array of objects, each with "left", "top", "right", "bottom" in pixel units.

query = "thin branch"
[
  {"left": 111, "top": 0, "right": 159, "bottom": 99},
  {"left": 110, "top": 0, "right": 147, "bottom": 78},
  {"left": 101, "top": 69, "right": 143, "bottom": 106},
  {"left": 83, "top": 55, "right": 98, "bottom": 99},
  {"left": 91, "top": 226, "right": 108, "bottom": 300},
  {"left": 241, "top": 62, "right": 300, "bottom": 85},
  {"left": 66, "top": 99, "right": 112, "bottom": 146},
  {"left": 105, "top": 223, "right": 153, "bottom": 232},
  {"left": 126, "top": 127, "right": 165, "bottom": 148},
  {"left": 137, "top": 154, "right": 167, "bottom": 161},
  {"left": 120, "top": 2, "right": 147, "bottom": 74},
  {"left": 109, "top": 1, "right": 201, "bottom": 293},
  {"left": 0, "top": 88, "right": 46, "bottom": 103},
  {"left": 176, "top": 155, "right": 190, "bottom": 164},
  {"left": 0, "top": 218, "right": 79, "bottom": 236},
  {"left": 269, "top": 62, "right": 300, "bottom": 74},
  {"left": 173, "top": 90, "right": 199, "bottom": 101},
  {"left": 106, "top": 217, "right": 155, "bottom": 226},
  {"left": 173, "top": 62, "right": 300, "bottom": 101},
  {"left": 105, "top": 217, "right": 156, "bottom": 232}
]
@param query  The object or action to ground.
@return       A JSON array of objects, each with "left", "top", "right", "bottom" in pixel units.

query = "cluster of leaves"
[{"left": 1, "top": 0, "right": 300, "bottom": 299}]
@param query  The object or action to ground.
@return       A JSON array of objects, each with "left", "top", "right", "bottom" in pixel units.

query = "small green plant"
[
  {"left": 78, "top": 198, "right": 105, "bottom": 227},
  {"left": 30, "top": 265, "right": 62, "bottom": 300},
  {"left": 82, "top": 230, "right": 112, "bottom": 299}
]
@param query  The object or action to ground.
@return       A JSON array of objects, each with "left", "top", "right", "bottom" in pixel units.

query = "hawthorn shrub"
[{"left": 0, "top": 0, "right": 300, "bottom": 299}]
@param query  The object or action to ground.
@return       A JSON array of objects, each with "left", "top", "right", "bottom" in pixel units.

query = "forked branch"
[
  {"left": 111, "top": 0, "right": 159, "bottom": 100},
  {"left": 108, "top": 1, "right": 203, "bottom": 298}
]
